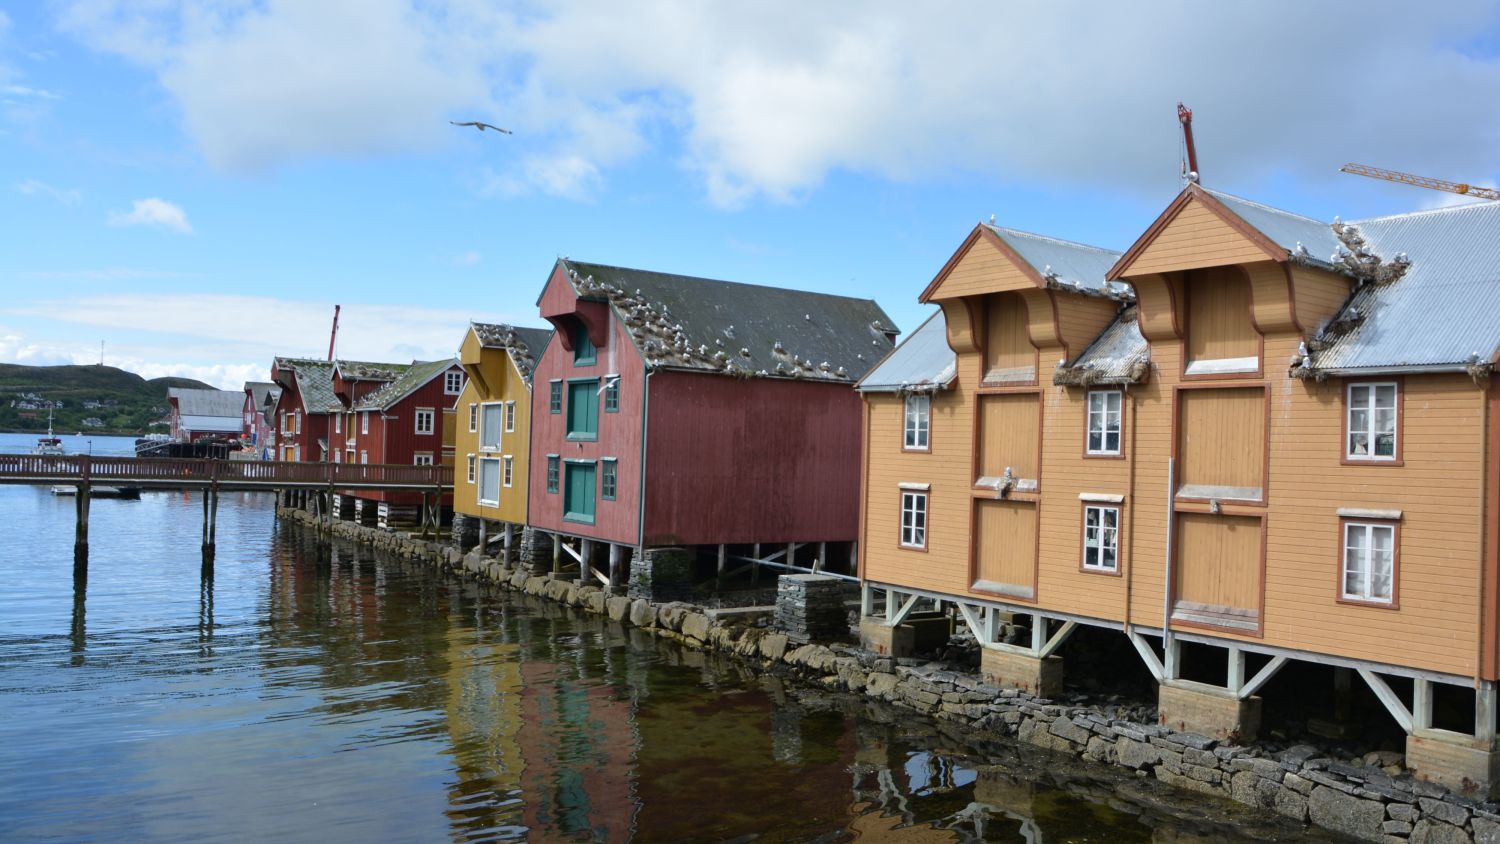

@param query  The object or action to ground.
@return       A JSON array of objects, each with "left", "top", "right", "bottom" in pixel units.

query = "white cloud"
[
  {"left": 17, "top": 178, "right": 80, "bottom": 204},
  {"left": 55, "top": 2, "right": 1500, "bottom": 206},
  {"left": 107, "top": 197, "right": 191, "bottom": 233},
  {"left": 452, "top": 250, "right": 481, "bottom": 266}
]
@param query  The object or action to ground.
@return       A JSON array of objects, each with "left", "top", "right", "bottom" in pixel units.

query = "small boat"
[
  {"left": 33, "top": 409, "right": 65, "bottom": 456},
  {"left": 50, "top": 485, "right": 141, "bottom": 500}
]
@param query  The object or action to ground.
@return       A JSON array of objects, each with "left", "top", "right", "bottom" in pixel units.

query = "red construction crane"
[
  {"left": 1178, "top": 102, "right": 1199, "bottom": 182},
  {"left": 1339, "top": 163, "right": 1500, "bottom": 201},
  {"left": 327, "top": 304, "right": 341, "bottom": 361}
]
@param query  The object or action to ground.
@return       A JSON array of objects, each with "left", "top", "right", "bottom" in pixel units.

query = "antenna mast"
[{"left": 1177, "top": 102, "right": 1199, "bottom": 183}]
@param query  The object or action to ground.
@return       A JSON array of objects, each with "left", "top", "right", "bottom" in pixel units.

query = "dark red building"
[
  {"left": 528, "top": 259, "right": 897, "bottom": 594},
  {"left": 269, "top": 357, "right": 335, "bottom": 462},
  {"left": 242, "top": 381, "right": 281, "bottom": 458}
]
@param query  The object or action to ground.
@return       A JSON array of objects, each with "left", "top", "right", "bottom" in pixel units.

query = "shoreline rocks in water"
[{"left": 281, "top": 506, "right": 1500, "bottom": 844}]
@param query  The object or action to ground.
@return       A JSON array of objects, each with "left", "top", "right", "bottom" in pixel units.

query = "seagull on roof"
[{"left": 450, "top": 120, "right": 512, "bottom": 134}]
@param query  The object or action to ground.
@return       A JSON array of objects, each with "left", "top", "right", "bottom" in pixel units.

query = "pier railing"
[{"left": 0, "top": 455, "right": 452, "bottom": 491}]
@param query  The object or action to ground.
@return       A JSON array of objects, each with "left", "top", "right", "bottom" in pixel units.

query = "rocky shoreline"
[{"left": 283, "top": 507, "right": 1500, "bottom": 844}]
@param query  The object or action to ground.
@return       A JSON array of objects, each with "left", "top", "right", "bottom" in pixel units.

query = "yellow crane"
[{"left": 1339, "top": 162, "right": 1500, "bottom": 201}]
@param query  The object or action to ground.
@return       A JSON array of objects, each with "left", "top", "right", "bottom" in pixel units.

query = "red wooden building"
[
  {"left": 269, "top": 357, "right": 336, "bottom": 462},
  {"left": 241, "top": 381, "right": 281, "bottom": 458},
  {"left": 167, "top": 387, "right": 244, "bottom": 443},
  {"left": 338, "top": 358, "right": 465, "bottom": 528},
  {"left": 527, "top": 258, "right": 897, "bottom": 597}
]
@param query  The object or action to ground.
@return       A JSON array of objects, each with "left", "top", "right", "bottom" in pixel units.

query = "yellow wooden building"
[
  {"left": 452, "top": 323, "right": 553, "bottom": 553},
  {"left": 858, "top": 186, "right": 1500, "bottom": 797}
]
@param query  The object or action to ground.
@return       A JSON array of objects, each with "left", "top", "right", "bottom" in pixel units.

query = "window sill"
[
  {"left": 1337, "top": 595, "right": 1398, "bottom": 610},
  {"left": 565, "top": 434, "right": 598, "bottom": 442},
  {"left": 1080, "top": 565, "right": 1122, "bottom": 577},
  {"left": 1341, "top": 456, "right": 1403, "bottom": 467},
  {"left": 563, "top": 514, "right": 596, "bottom": 525}
]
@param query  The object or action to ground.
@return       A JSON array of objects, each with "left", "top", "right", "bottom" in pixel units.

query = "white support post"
[
  {"left": 1357, "top": 669, "right": 1415, "bottom": 734},
  {"left": 608, "top": 543, "right": 622, "bottom": 590},
  {"left": 1039, "top": 620, "right": 1077, "bottom": 659},
  {"left": 717, "top": 544, "right": 727, "bottom": 576},
  {"left": 884, "top": 587, "right": 896, "bottom": 623},
  {"left": 786, "top": 542, "right": 795, "bottom": 569},
  {"left": 955, "top": 603, "right": 985, "bottom": 643},
  {"left": 478, "top": 518, "right": 487, "bottom": 551},
  {"left": 816, "top": 542, "right": 826, "bottom": 573},
  {"left": 984, "top": 607, "right": 998, "bottom": 646},
  {"left": 1478, "top": 682, "right": 1497, "bottom": 746},
  {"left": 861, "top": 582, "right": 873, "bottom": 618},
  {"left": 1029, "top": 614, "right": 1046, "bottom": 656},
  {"left": 1163, "top": 637, "right": 1181, "bottom": 682},
  {"left": 850, "top": 541, "right": 858, "bottom": 574},
  {"left": 1228, "top": 647, "right": 1245, "bottom": 695},
  {"left": 1413, "top": 679, "right": 1433, "bottom": 732},
  {"left": 504, "top": 523, "right": 514, "bottom": 557},
  {"left": 1238, "top": 655, "right": 1288, "bottom": 700},
  {"left": 888, "top": 592, "right": 920, "bottom": 627},
  {"left": 1126, "top": 631, "right": 1165, "bottom": 682}
]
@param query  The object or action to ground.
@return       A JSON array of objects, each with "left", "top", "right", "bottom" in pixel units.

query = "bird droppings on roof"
[
  {"left": 1052, "top": 306, "right": 1150, "bottom": 387},
  {"left": 355, "top": 358, "right": 460, "bottom": 411},
  {"left": 471, "top": 322, "right": 553, "bottom": 387}
]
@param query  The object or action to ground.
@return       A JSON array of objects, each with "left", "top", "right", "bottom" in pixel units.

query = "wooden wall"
[
  {"left": 1177, "top": 387, "right": 1265, "bottom": 495},
  {"left": 1186, "top": 267, "right": 1259, "bottom": 364},
  {"left": 454, "top": 347, "right": 533, "bottom": 526},
  {"left": 978, "top": 394, "right": 1039, "bottom": 480},
  {"left": 984, "top": 294, "right": 1036, "bottom": 384}
]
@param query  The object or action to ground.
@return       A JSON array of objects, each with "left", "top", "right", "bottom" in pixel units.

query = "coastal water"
[{"left": 0, "top": 434, "right": 1327, "bottom": 842}]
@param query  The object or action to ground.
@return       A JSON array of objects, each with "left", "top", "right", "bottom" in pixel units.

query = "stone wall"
[{"left": 276, "top": 505, "right": 1500, "bottom": 844}]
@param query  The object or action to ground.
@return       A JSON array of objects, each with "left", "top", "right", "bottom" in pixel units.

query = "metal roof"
[
  {"left": 983, "top": 224, "right": 1129, "bottom": 298},
  {"left": 1053, "top": 306, "right": 1149, "bottom": 386},
  {"left": 561, "top": 259, "right": 898, "bottom": 382},
  {"left": 1309, "top": 201, "right": 1500, "bottom": 371},
  {"left": 167, "top": 387, "right": 243, "bottom": 419},
  {"left": 356, "top": 358, "right": 460, "bottom": 411},
  {"left": 857, "top": 309, "right": 956, "bottom": 393},
  {"left": 1205, "top": 189, "right": 1342, "bottom": 267}
]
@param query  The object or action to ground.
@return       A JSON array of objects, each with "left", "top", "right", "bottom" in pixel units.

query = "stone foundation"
[
  {"left": 517, "top": 527, "right": 554, "bottom": 573},
  {"left": 450, "top": 513, "right": 479, "bottom": 551},
  {"left": 1408, "top": 733, "right": 1500, "bottom": 802},
  {"left": 859, "top": 619, "right": 915, "bottom": 657},
  {"left": 981, "top": 648, "right": 1064, "bottom": 699},
  {"left": 628, "top": 546, "right": 694, "bottom": 602},
  {"left": 1158, "top": 683, "right": 1261, "bottom": 744},
  {"left": 775, "top": 574, "right": 848, "bottom": 644}
]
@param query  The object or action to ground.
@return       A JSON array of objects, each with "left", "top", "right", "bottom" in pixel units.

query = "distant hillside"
[{"left": 0, "top": 363, "right": 218, "bottom": 435}]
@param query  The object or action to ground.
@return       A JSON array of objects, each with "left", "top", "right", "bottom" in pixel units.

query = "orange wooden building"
[{"left": 857, "top": 187, "right": 1500, "bottom": 797}]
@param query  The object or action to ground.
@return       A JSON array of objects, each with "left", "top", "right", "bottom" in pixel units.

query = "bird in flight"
[{"left": 450, "top": 120, "right": 512, "bottom": 134}]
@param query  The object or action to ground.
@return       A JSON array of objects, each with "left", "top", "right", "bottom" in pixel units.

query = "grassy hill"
[{"left": 0, "top": 363, "right": 217, "bottom": 435}]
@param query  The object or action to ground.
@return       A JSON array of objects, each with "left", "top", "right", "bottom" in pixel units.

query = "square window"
[
  {"left": 903, "top": 395, "right": 930, "bottom": 450},
  {"left": 602, "top": 459, "right": 617, "bottom": 500},
  {"left": 1342, "top": 521, "right": 1396, "bottom": 603},
  {"left": 1346, "top": 383, "right": 1398, "bottom": 461},
  {"left": 1082, "top": 505, "right": 1120, "bottom": 571},
  {"left": 414, "top": 452, "right": 434, "bottom": 466},
  {"left": 444, "top": 371, "right": 464, "bottom": 395},
  {"left": 549, "top": 381, "right": 562, "bottom": 414},
  {"left": 900, "top": 491, "right": 927, "bottom": 549},
  {"left": 546, "top": 455, "right": 559, "bottom": 494},
  {"left": 1086, "top": 390, "right": 1122, "bottom": 456}
]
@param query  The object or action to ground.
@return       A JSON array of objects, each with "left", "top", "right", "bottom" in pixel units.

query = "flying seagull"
[{"left": 450, "top": 120, "right": 512, "bottom": 134}]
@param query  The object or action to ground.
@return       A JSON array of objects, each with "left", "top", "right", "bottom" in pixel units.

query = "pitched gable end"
[
  {"left": 1108, "top": 186, "right": 1285, "bottom": 280},
  {"left": 920, "top": 224, "right": 1047, "bottom": 302}
]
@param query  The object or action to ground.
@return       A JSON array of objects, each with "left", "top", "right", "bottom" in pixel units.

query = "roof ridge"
[
  {"left": 984, "top": 223, "right": 1121, "bottom": 256},
  {"left": 564, "top": 259, "right": 883, "bottom": 309},
  {"left": 1204, "top": 188, "right": 1328, "bottom": 226},
  {"left": 1351, "top": 201, "right": 1500, "bottom": 225}
]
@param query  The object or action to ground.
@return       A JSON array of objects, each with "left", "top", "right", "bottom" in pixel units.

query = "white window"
[
  {"left": 466, "top": 454, "right": 476, "bottom": 484},
  {"left": 900, "top": 491, "right": 927, "bottom": 549},
  {"left": 414, "top": 409, "right": 435, "bottom": 435},
  {"left": 445, "top": 371, "right": 464, "bottom": 395},
  {"left": 281, "top": 413, "right": 292, "bottom": 434},
  {"left": 468, "top": 403, "right": 478, "bottom": 433},
  {"left": 479, "top": 402, "right": 502, "bottom": 450},
  {"left": 1342, "top": 522, "right": 1396, "bottom": 603},
  {"left": 504, "top": 401, "right": 516, "bottom": 433},
  {"left": 333, "top": 449, "right": 341, "bottom": 464},
  {"left": 503, "top": 455, "right": 514, "bottom": 487},
  {"left": 1086, "top": 390, "right": 1122, "bottom": 455},
  {"left": 360, "top": 450, "right": 368, "bottom": 465},
  {"left": 414, "top": 452, "right": 434, "bottom": 466},
  {"left": 361, "top": 412, "right": 369, "bottom": 435},
  {"left": 334, "top": 413, "right": 341, "bottom": 434},
  {"left": 903, "top": 395, "right": 930, "bottom": 450},
  {"left": 1347, "top": 383, "right": 1398, "bottom": 461},
  {"left": 1082, "top": 505, "right": 1120, "bottom": 571},
  {"left": 293, "top": 411, "right": 301, "bottom": 435},
  {"left": 478, "top": 457, "right": 501, "bottom": 506}
]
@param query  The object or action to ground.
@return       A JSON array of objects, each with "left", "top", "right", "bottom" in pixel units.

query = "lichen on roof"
[
  {"left": 470, "top": 322, "right": 553, "bottom": 387},
  {"left": 272, "top": 358, "right": 338, "bottom": 413},
  {"left": 335, "top": 360, "right": 410, "bottom": 381},
  {"left": 355, "top": 358, "right": 459, "bottom": 411},
  {"left": 560, "top": 259, "right": 898, "bottom": 382}
]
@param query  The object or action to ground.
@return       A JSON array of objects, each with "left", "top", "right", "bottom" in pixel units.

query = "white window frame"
[
  {"left": 478, "top": 456, "right": 502, "bottom": 506},
  {"left": 468, "top": 403, "right": 478, "bottom": 433},
  {"left": 294, "top": 411, "right": 301, "bottom": 435},
  {"left": 504, "top": 400, "right": 516, "bottom": 433},
  {"left": 334, "top": 413, "right": 341, "bottom": 434},
  {"left": 414, "top": 452, "right": 434, "bottom": 466},
  {"left": 503, "top": 455, "right": 514, "bottom": 487},
  {"left": 361, "top": 412, "right": 369, "bottom": 435},
  {"left": 903, "top": 394, "right": 930, "bottom": 450},
  {"left": 1342, "top": 521, "right": 1396, "bottom": 604},
  {"left": 359, "top": 450, "right": 368, "bottom": 465},
  {"left": 414, "top": 408, "right": 435, "bottom": 436},
  {"left": 466, "top": 454, "right": 476, "bottom": 484},
  {"left": 1082, "top": 505, "right": 1120, "bottom": 572},
  {"left": 1346, "top": 382, "right": 1398, "bottom": 462},
  {"left": 281, "top": 413, "right": 292, "bottom": 434},
  {"left": 479, "top": 402, "right": 503, "bottom": 451},
  {"left": 899, "top": 491, "right": 928, "bottom": 549},
  {"left": 444, "top": 371, "right": 463, "bottom": 395},
  {"left": 1086, "top": 390, "right": 1123, "bottom": 456}
]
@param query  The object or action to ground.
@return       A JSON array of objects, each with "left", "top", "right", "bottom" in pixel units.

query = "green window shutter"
[
  {"left": 563, "top": 462, "right": 596, "bottom": 523},
  {"left": 566, "top": 380, "right": 598, "bottom": 440},
  {"left": 574, "top": 329, "right": 596, "bottom": 366}
]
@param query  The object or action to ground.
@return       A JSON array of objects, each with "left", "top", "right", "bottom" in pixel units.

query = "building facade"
[{"left": 270, "top": 357, "right": 335, "bottom": 462}]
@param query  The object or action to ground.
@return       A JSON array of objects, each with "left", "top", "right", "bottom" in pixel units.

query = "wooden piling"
[{"left": 73, "top": 483, "right": 90, "bottom": 561}]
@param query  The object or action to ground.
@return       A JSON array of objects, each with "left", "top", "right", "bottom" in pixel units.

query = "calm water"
[{"left": 0, "top": 433, "right": 1326, "bottom": 842}]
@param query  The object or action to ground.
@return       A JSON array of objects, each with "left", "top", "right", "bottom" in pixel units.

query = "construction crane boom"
[
  {"left": 1339, "top": 163, "right": 1500, "bottom": 201},
  {"left": 1177, "top": 102, "right": 1199, "bottom": 181},
  {"left": 327, "top": 305, "right": 341, "bottom": 361}
]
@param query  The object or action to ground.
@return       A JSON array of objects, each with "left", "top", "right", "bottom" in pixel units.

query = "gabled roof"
[
  {"left": 273, "top": 357, "right": 337, "bottom": 413},
  {"left": 558, "top": 259, "right": 898, "bottom": 381},
  {"left": 1306, "top": 201, "right": 1500, "bottom": 372},
  {"left": 921, "top": 223, "right": 1130, "bottom": 303},
  {"left": 470, "top": 322, "right": 553, "bottom": 386},
  {"left": 1053, "top": 306, "right": 1150, "bottom": 386},
  {"left": 167, "top": 387, "right": 243, "bottom": 418},
  {"left": 857, "top": 310, "right": 956, "bottom": 393},
  {"left": 354, "top": 358, "right": 460, "bottom": 411}
]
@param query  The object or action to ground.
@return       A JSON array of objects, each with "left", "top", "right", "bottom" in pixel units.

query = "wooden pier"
[{"left": 0, "top": 455, "right": 452, "bottom": 558}]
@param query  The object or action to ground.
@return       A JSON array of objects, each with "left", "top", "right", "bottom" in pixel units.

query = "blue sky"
[{"left": 3, "top": 1, "right": 1500, "bottom": 388}]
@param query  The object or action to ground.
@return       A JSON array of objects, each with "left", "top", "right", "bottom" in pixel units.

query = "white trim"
[
  {"left": 468, "top": 403, "right": 477, "bottom": 433},
  {"left": 478, "top": 401, "right": 503, "bottom": 450},
  {"left": 504, "top": 400, "right": 516, "bottom": 433},
  {"left": 1082, "top": 504, "right": 1120, "bottom": 572},
  {"left": 1183, "top": 356, "right": 1259, "bottom": 375},
  {"left": 1345, "top": 381, "right": 1399, "bottom": 462},
  {"left": 414, "top": 408, "right": 435, "bottom": 435},
  {"left": 1341, "top": 520, "right": 1396, "bottom": 604},
  {"left": 1085, "top": 389, "right": 1122, "bottom": 455},
  {"left": 898, "top": 481, "right": 931, "bottom": 491},
  {"left": 899, "top": 490, "right": 928, "bottom": 549},
  {"left": 1337, "top": 507, "right": 1402, "bottom": 520},
  {"left": 413, "top": 451, "right": 434, "bottom": 466},
  {"left": 502, "top": 455, "right": 513, "bottom": 488},
  {"left": 466, "top": 454, "right": 476, "bottom": 484},
  {"left": 444, "top": 370, "right": 464, "bottom": 395},
  {"left": 360, "top": 412, "right": 369, "bottom": 435},
  {"left": 903, "top": 394, "right": 930, "bottom": 450},
  {"left": 1079, "top": 492, "right": 1124, "bottom": 503},
  {"left": 477, "top": 456, "right": 501, "bottom": 506}
]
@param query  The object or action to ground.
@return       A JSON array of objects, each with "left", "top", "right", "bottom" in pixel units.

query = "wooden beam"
[
  {"left": 887, "top": 592, "right": 920, "bottom": 627},
  {"left": 1039, "top": 620, "right": 1077, "bottom": 659},
  {"left": 1127, "top": 631, "right": 1165, "bottom": 682},
  {"left": 1238, "top": 655, "right": 1287, "bottom": 700},
  {"left": 1358, "top": 669, "right": 1414, "bottom": 733},
  {"left": 955, "top": 602, "right": 986, "bottom": 643}
]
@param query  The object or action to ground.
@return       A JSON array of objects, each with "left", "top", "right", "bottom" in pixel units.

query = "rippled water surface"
[{"left": 0, "top": 434, "right": 1328, "bottom": 842}]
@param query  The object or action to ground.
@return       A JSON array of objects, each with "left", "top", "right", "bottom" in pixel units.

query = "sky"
[{"left": 3, "top": 1, "right": 1500, "bottom": 390}]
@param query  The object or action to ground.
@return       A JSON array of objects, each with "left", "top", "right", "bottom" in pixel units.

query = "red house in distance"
[
  {"left": 527, "top": 259, "right": 898, "bottom": 598},
  {"left": 269, "top": 357, "right": 335, "bottom": 463}
]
